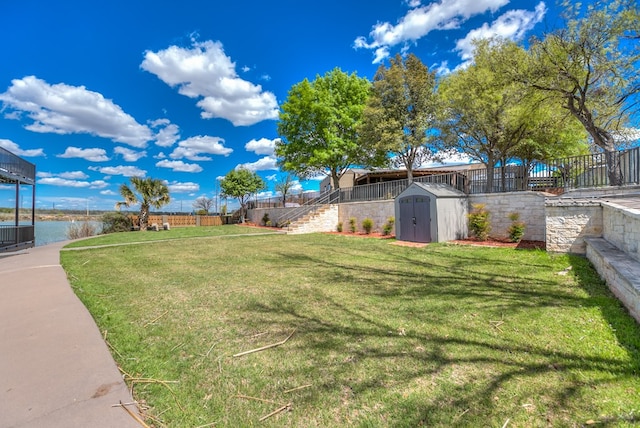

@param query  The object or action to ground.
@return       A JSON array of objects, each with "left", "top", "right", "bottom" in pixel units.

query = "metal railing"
[
  {"left": 271, "top": 190, "right": 340, "bottom": 227},
  {"left": 0, "top": 146, "right": 36, "bottom": 184},
  {"left": 250, "top": 146, "right": 640, "bottom": 216},
  {"left": 0, "top": 225, "right": 35, "bottom": 253}
]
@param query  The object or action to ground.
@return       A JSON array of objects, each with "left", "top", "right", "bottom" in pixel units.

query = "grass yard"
[{"left": 60, "top": 229, "right": 640, "bottom": 427}]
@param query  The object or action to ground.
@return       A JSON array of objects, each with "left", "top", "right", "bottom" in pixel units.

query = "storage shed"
[{"left": 395, "top": 182, "right": 468, "bottom": 243}]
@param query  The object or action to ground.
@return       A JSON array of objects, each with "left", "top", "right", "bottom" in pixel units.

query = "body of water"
[{"left": 0, "top": 221, "right": 102, "bottom": 246}]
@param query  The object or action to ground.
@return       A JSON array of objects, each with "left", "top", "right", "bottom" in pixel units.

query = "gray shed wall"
[{"left": 395, "top": 183, "right": 467, "bottom": 243}]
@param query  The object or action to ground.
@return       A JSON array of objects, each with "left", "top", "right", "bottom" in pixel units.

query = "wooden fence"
[{"left": 132, "top": 215, "right": 223, "bottom": 228}]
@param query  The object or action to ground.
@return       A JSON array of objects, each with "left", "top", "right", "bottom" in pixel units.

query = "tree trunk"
[
  {"left": 406, "top": 166, "right": 414, "bottom": 184},
  {"left": 331, "top": 170, "right": 340, "bottom": 191},
  {"left": 139, "top": 205, "right": 149, "bottom": 231},
  {"left": 566, "top": 99, "right": 623, "bottom": 186},
  {"left": 485, "top": 159, "right": 496, "bottom": 193}
]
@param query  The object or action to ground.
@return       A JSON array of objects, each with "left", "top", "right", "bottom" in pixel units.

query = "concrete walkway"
[{"left": 0, "top": 241, "right": 140, "bottom": 428}]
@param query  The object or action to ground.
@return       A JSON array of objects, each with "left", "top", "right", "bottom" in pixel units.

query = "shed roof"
[{"left": 400, "top": 182, "right": 467, "bottom": 198}]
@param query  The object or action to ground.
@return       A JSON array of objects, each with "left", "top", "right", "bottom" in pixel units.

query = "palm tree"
[{"left": 116, "top": 177, "right": 171, "bottom": 231}]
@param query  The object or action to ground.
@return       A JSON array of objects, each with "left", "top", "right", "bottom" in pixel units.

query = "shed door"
[{"left": 399, "top": 196, "right": 431, "bottom": 243}]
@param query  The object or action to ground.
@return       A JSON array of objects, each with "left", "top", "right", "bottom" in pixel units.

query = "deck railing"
[
  {"left": 0, "top": 225, "right": 35, "bottom": 253},
  {"left": 0, "top": 146, "right": 36, "bottom": 184}
]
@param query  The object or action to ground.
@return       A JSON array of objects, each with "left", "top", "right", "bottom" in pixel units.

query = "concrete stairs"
[{"left": 286, "top": 204, "right": 338, "bottom": 235}]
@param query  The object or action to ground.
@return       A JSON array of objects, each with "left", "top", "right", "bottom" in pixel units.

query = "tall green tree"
[
  {"left": 219, "top": 168, "right": 265, "bottom": 223},
  {"left": 439, "top": 41, "right": 531, "bottom": 192},
  {"left": 359, "top": 53, "right": 439, "bottom": 183},
  {"left": 522, "top": 0, "right": 640, "bottom": 185},
  {"left": 276, "top": 68, "right": 387, "bottom": 190},
  {"left": 116, "top": 177, "right": 171, "bottom": 231}
]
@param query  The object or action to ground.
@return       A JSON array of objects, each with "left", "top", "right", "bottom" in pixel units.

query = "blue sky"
[{"left": 0, "top": 0, "right": 560, "bottom": 212}]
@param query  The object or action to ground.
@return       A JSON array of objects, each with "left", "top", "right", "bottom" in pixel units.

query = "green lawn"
[
  {"left": 60, "top": 230, "right": 640, "bottom": 427},
  {"left": 64, "top": 224, "right": 280, "bottom": 248}
]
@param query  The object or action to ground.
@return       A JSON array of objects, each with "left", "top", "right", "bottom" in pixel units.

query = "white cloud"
[
  {"left": 236, "top": 156, "right": 278, "bottom": 172},
  {"left": 38, "top": 176, "right": 108, "bottom": 188},
  {"left": 0, "top": 76, "right": 153, "bottom": 147},
  {"left": 354, "top": 0, "right": 509, "bottom": 63},
  {"left": 150, "top": 118, "right": 180, "bottom": 147},
  {"left": 114, "top": 146, "right": 147, "bottom": 162},
  {"left": 155, "top": 159, "right": 203, "bottom": 173},
  {"left": 89, "top": 165, "right": 147, "bottom": 177},
  {"left": 266, "top": 174, "right": 278, "bottom": 181},
  {"left": 57, "top": 146, "right": 109, "bottom": 162},
  {"left": 100, "top": 189, "right": 117, "bottom": 195},
  {"left": 0, "top": 139, "right": 44, "bottom": 157},
  {"left": 169, "top": 135, "right": 232, "bottom": 161},
  {"left": 166, "top": 181, "right": 200, "bottom": 193},
  {"left": 455, "top": 2, "right": 546, "bottom": 63},
  {"left": 37, "top": 170, "right": 89, "bottom": 180},
  {"left": 141, "top": 40, "right": 279, "bottom": 126},
  {"left": 245, "top": 137, "right": 278, "bottom": 156}
]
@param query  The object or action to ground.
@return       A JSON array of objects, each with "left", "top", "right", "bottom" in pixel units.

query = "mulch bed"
[{"left": 241, "top": 223, "right": 545, "bottom": 250}]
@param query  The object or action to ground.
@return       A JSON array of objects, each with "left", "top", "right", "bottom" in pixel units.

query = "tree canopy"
[
  {"left": 219, "top": 168, "right": 265, "bottom": 222},
  {"left": 359, "top": 53, "right": 439, "bottom": 182},
  {"left": 276, "top": 68, "right": 387, "bottom": 190},
  {"left": 116, "top": 176, "right": 171, "bottom": 231},
  {"left": 521, "top": 0, "right": 640, "bottom": 184}
]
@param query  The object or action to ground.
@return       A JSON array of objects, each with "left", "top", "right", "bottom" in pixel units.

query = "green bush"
[
  {"left": 101, "top": 211, "right": 133, "bottom": 234},
  {"left": 262, "top": 213, "right": 270, "bottom": 226},
  {"left": 362, "top": 218, "right": 374, "bottom": 234},
  {"left": 508, "top": 212, "right": 526, "bottom": 243},
  {"left": 349, "top": 217, "right": 357, "bottom": 233},
  {"left": 382, "top": 217, "right": 395, "bottom": 236},
  {"left": 467, "top": 204, "right": 490, "bottom": 241},
  {"left": 336, "top": 222, "right": 343, "bottom": 232}
]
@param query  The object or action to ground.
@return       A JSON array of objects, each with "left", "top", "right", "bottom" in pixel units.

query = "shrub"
[
  {"left": 382, "top": 217, "right": 395, "bottom": 236},
  {"left": 67, "top": 221, "right": 98, "bottom": 240},
  {"left": 349, "top": 217, "right": 357, "bottom": 233},
  {"left": 336, "top": 222, "right": 343, "bottom": 232},
  {"left": 508, "top": 212, "right": 526, "bottom": 243},
  {"left": 262, "top": 213, "right": 270, "bottom": 226},
  {"left": 195, "top": 209, "right": 209, "bottom": 215},
  {"left": 362, "top": 218, "right": 374, "bottom": 234},
  {"left": 101, "top": 211, "right": 133, "bottom": 234},
  {"left": 467, "top": 204, "right": 490, "bottom": 241}
]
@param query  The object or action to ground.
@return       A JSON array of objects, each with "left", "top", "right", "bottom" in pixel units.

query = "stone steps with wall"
[
  {"left": 585, "top": 237, "right": 640, "bottom": 323},
  {"left": 286, "top": 204, "right": 339, "bottom": 234}
]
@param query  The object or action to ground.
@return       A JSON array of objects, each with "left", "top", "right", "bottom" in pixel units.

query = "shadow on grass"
[{"left": 240, "top": 247, "right": 640, "bottom": 425}]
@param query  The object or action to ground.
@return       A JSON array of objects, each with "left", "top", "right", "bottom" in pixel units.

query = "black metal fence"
[
  {"left": 0, "top": 225, "right": 35, "bottom": 253},
  {"left": 251, "top": 146, "right": 640, "bottom": 209},
  {"left": 0, "top": 146, "right": 36, "bottom": 184}
]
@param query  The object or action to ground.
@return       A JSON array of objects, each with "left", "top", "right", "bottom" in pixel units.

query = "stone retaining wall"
[
  {"left": 602, "top": 202, "right": 640, "bottom": 262},
  {"left": 545, "top": 199, "right": 603, "bottom": 253},
  {"left": 469, "top": 192, "right": 547, "bottom": 242},
  {"left": 338, "top": 200, "right": 395, "bottom": 234}
]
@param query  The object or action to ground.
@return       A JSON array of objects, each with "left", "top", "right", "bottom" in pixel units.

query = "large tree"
[
  {"left": 219, "top": 168, "right": 265, "bottom": 223},
  {"left": 439, "top": 41, "right": 532, "bottom": 192},
  {"left": 116, "top": 177, "right": 171, "bottom": 231},
  {"left": 359, "top": 53, "right": 439, "bottom": 183},
  {"left": 522, "top": 0, "right": 640, "bottom": 185},
  {"left": 276, "top": 68, "right": 387, "bottom": 190}
]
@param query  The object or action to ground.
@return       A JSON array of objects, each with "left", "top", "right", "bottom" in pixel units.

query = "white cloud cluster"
[
  {"left": 0, "top": 139, "right": 44, "bottom": 157},
  {"left": 141, "top": 40, "right": 279, "bottom": 126},
  {"left": 245, "top": 137, "right": 278, "bottom": 156},
  {"left": 169, "top": 135, "right": 232, "bottom": 161},
  {"left": 150, "top": 119, "right": 181, "bottom": 147},
  {"left": 57, "top": 146, "right": 110, "bottom": 162},
  {"left": 166, "top": 181, "right": 200, "bottom": 193},
  {"left": 455, "top": 2, "right": 547, "bottom": 63},
  {"left": 0, "top": 76, "right": 153, "bottom": 147},
  {"left": 37, "top": 170, "right": 108, "bottom": 188},
  {"left": 236, "top": 156, "right": 278, "bottom": 172},
  {"left": 89, "top": 165, "right": 147, "bottom": 177},
  {"left": 355, "top": 0, "right": 508, "bottom": 63},
  {"left": 155, "top": 159, "right": 203, "bottom": 173},
  {"left": 115, "top": 146, "right": 147, "bottom": 162}
]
